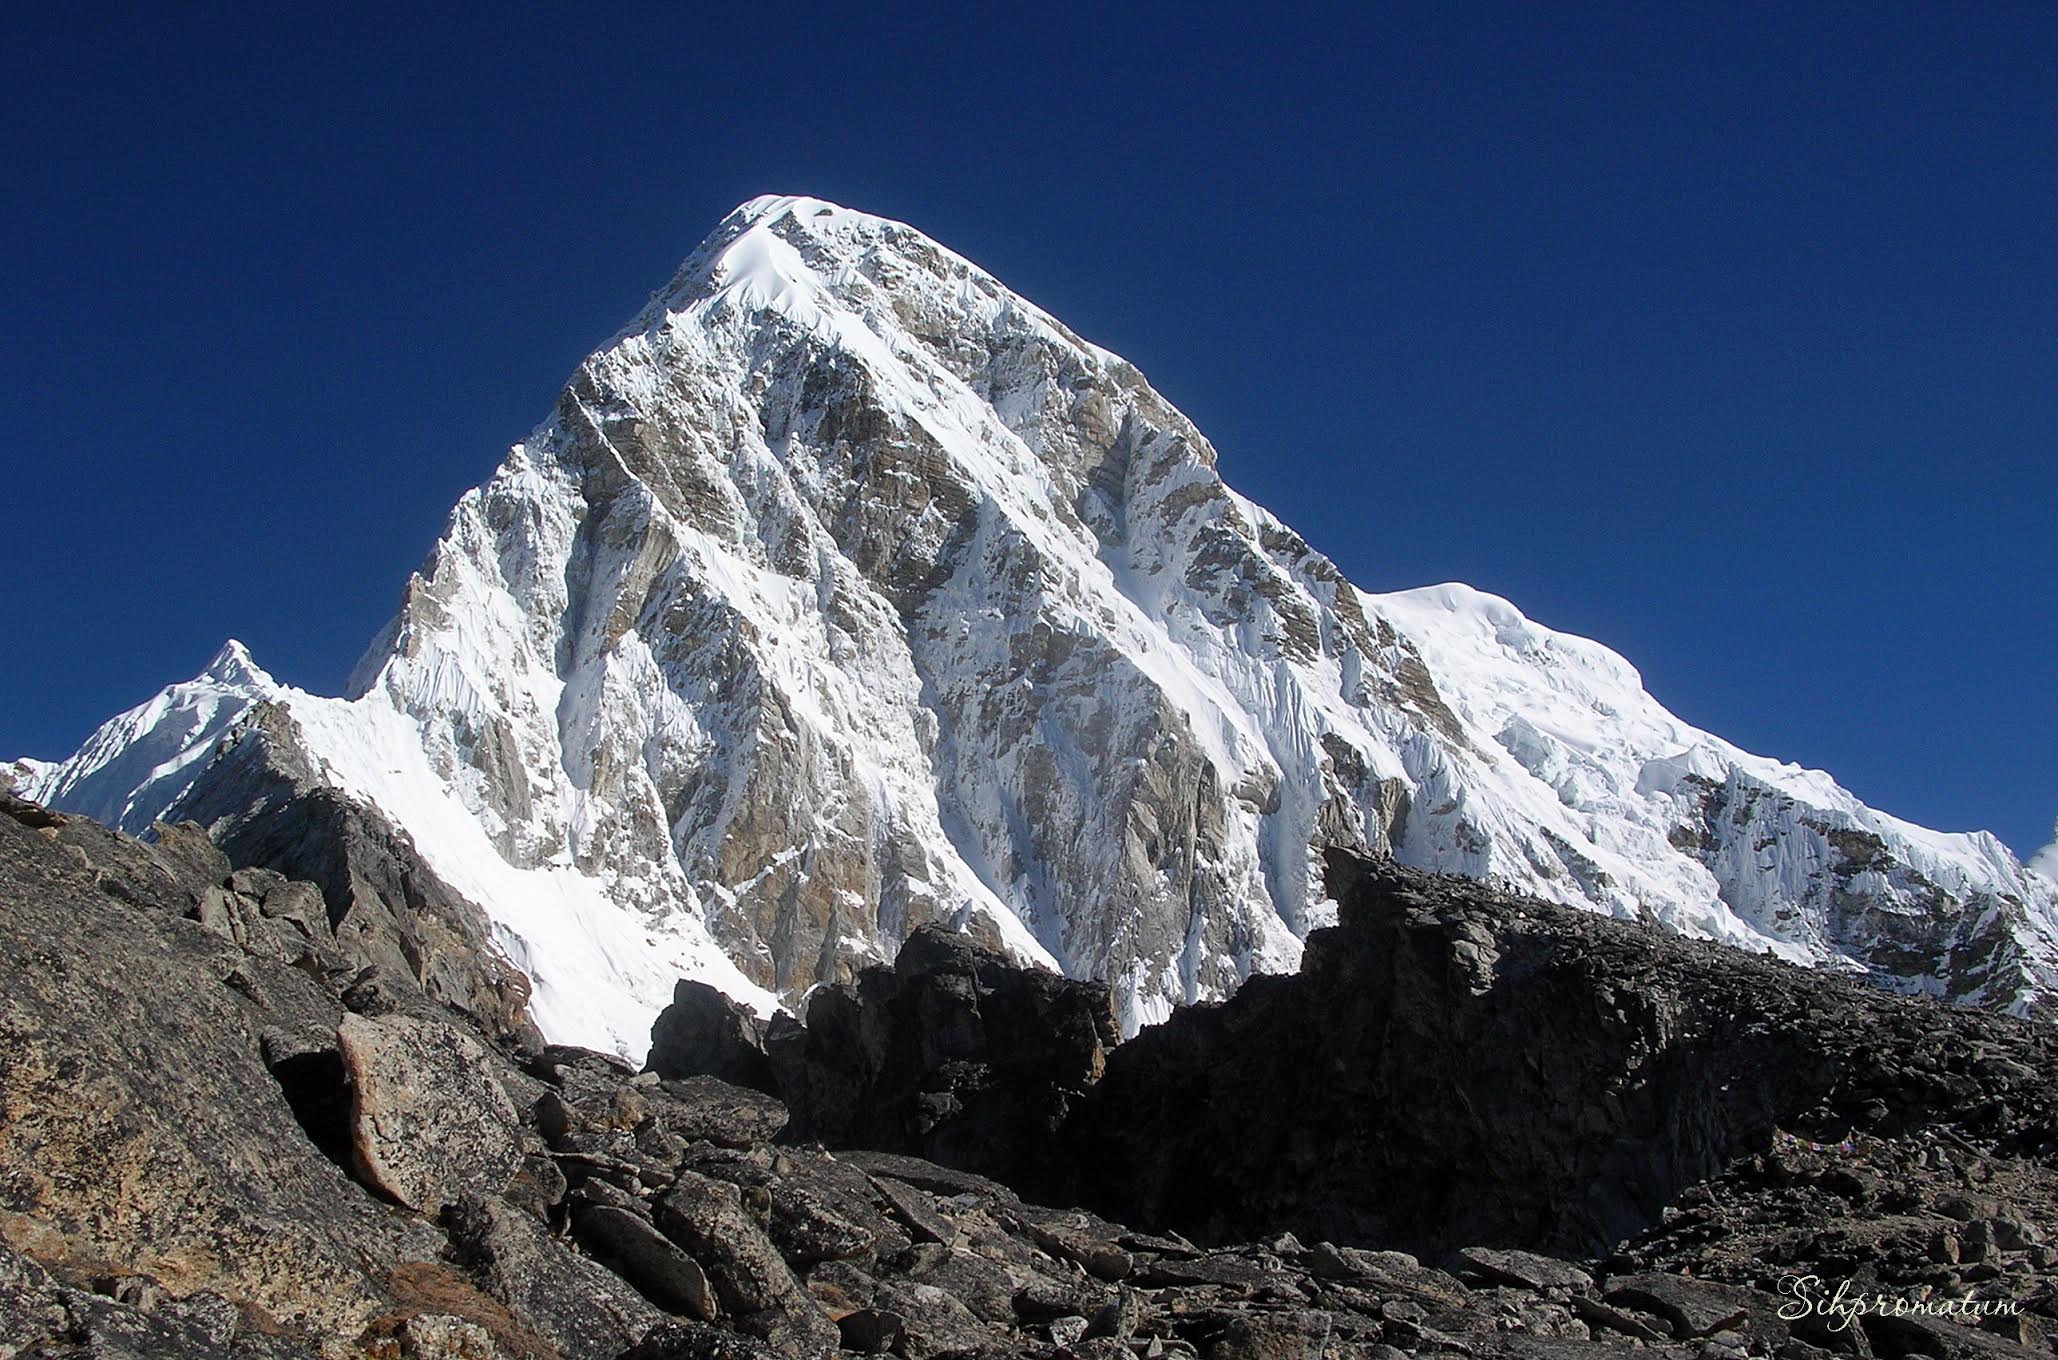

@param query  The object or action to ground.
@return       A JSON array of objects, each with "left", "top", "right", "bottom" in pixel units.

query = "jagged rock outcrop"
[
  {"left": 5, "top": 796, "right": 2055, "bottom": 1357},
  {"left": 646, "top": 923, "right": 1119, "bottom": 1197},
  {"left": 171, "top": 699, "right": 544, "bottom": 1048},
  {"left": 0, "top": 792, "right": 452, "bottom": 1345},
  {"left": 19, "top": 198, "right": 2057, "bottom": 1057},
  {"left": 1062, "top": 849, "right": 2058, "bottom": 1261},
  {"left": 647, "top": 981, "right": 781, "bottom": 1095}
]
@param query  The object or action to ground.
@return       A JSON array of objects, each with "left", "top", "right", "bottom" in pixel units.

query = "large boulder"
[
  {"left": 647, "top": 979, "right": 778, "bottom": 1093},
  {"left": 760, "top": 923, "right": 1119, "bottom": 1195},
  {"left": 337, "top": 1012, "right": 525, "bottom": 1214}
]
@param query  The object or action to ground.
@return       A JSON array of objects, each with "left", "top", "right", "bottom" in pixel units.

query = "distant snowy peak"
[
  {"left": 18, "top": 640, "right": 277, "bottom": 833},
  {"left": 18, "top": 195, "right": 2058, "bottom": 1056}
]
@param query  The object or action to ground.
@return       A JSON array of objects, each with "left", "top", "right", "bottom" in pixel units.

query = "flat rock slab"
[
  {"left": 867, "top": 1172, "right": 955, "bottom": 1245},
  {"left": 1135, "top": 1252, "right": 1288, "bottom": 1293},
  {"left": 1027, "top": 1220, "right": 1132, "bottom": 1282},
  {"left": 656, "top": 1170, "right": 839, "bottom": 1354},
  {"left": 1301, "top": 1245, "right": 1471, "bottom": 1308},
  {"left": 337, "top": 1012, "right": 523, "bottom": 1214},
  {"left": 571, "top": 1203, "right": 717, "bottom": 1320},
  {"left": 648, "top": 1075, "right": 789, "bottom": 1148},
  {"left": 1457, "top": 1245, "right": 1594, "bottom": 1292},
  {"left": 1605, "top": 1272, "right": 1752, "bottom": 1338},
  {"left": 835, "top": 1149, "right": 1019, "bottom": 1203},
  {"left": 1571, "top": 1292, "right": 1671, "bottom": 1342}
]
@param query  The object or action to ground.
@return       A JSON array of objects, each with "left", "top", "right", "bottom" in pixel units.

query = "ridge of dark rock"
[
  {"left": 167, "top": 700, "right": 542, "bottom": 1047},
  {"left": 1064, "top": 849, "right": 2058, "bottom": 1259},
  {"left": 4, "top": 791, "right": 2054, "bottom": 1358}
]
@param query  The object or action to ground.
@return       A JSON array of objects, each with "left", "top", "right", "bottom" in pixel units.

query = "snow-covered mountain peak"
[
  {"left": 18, "top": 200, "right": 2058, "bottom": 1054},
  {"left": 203, "top": 637, "right": 270, "bottom": 687},
  {"left": 19, "top": 641, "right": 277, "bottom": 835}
]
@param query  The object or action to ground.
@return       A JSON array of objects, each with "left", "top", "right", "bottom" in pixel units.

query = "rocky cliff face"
[
  {"left": 8, "top": 796, "right": 2054, "bottom": 1358},
  {"left": 643, "top": 849, "right": 2058, "bottom": 1273},
  {"left": 18, "top": 197, "right": 2058, "bottom": 1053},
  {"left": 1064, "top": 850, "right": 2058, "bottom": 1262}
]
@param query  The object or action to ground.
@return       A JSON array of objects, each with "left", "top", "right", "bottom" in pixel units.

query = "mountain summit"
[{"left": 21, "top": 196, "right": 2058, "bottom": 1052}]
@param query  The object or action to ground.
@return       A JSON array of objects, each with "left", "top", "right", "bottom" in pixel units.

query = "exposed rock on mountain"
[
  {"left": 646, "top": 847, "right": 2058, "bottom": 1283},
  {"left": 18, "top": 197, "right": 2058, "bottom": 1056},
  {"left": 770, "top": 924, "right": 1118, "bottom": 1194},
  {"left": 0, "top": 792, "right": 479, "bottom": 1350},
  {"left": 3, "top": 794, "right": 2054, "bottom": 1357},
  {"left": 171, "top": 698, "right": 544, "bottom": 1048},
  {"left": 1061, "top": 850, "right": 2058, "bottom": 1261}
]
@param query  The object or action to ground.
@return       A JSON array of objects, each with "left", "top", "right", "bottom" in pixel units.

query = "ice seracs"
[{"left": 20, "top": 195, "right": 2058, "bottom": 1053}]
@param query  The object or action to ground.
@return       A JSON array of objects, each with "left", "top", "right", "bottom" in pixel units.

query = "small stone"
[
  {"left": 1049, "top": 1314, "right": 1089, "bottom": 1345},
  {"left": 835, "top": 1307, "right": 906, "bottom": 1354},
  {"left": 1013, "top": 1276, "right": 1108, "bottom": 1322},
  {"left": 1083, "top": 1290, "right": 1141, "bottom": 1340}
]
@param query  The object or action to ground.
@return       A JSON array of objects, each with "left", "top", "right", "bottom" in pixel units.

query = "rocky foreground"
[{"left": 0, "top": 792, "right": 2053, "bottom": 1358}]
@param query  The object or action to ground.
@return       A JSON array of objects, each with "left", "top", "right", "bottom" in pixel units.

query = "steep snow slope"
[{"left": 21, "top": 196, "right": 2058, "bottom": 1051}]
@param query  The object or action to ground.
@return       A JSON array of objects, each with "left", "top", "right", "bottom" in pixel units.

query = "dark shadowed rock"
[
  {"left": 1063, "top": 850, "right": 2058, "bottom": 1260},
  {"left": 615, "top": 1319, "right": 782, "bottom": 1358},
  {"left": 767, "top": 923, "right": 1118, "bottom": 1193},
  {"left": 834, "top": 1304, "right": 906, "bottom": 1353},
  {"left": 1602, "top": 1273, "right": 1752, "bottom": 1338},
  {"left": 571, "top": 1202, "right": 718, "bottom": 1319},
  {"left": 648, "top": 980, "right": 779, "bottom": 1093}
]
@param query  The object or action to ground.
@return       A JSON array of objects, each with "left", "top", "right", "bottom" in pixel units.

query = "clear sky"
[{"left": 4, "top": 4, "right": 2053, "bottom": 860}]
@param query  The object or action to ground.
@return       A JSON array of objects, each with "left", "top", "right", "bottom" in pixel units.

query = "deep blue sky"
[{"left": 5, "top": 5, "right": 2053, "bottom": 858}]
